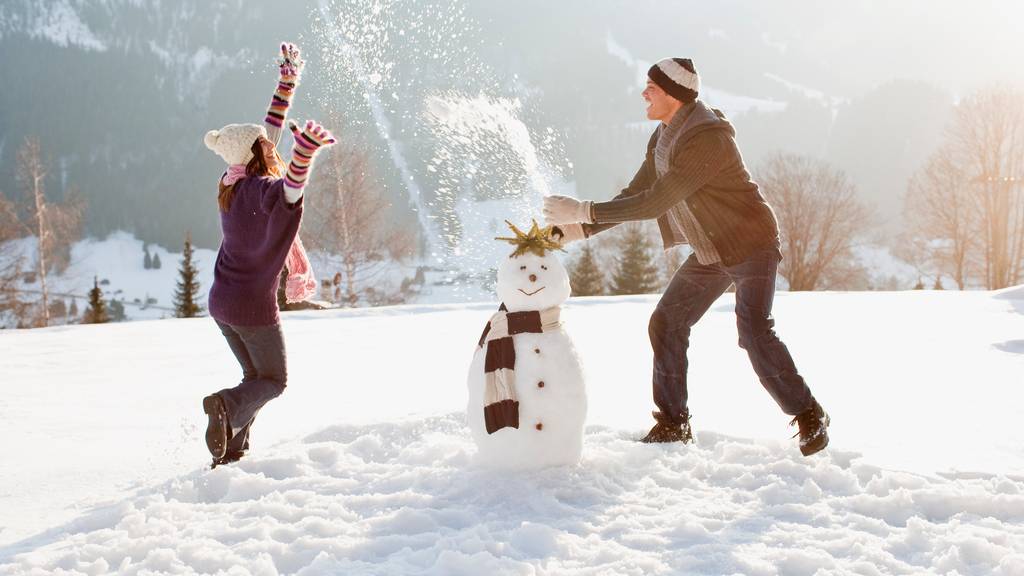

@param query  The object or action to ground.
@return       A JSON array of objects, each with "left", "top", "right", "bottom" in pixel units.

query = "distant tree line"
[{"left": 901, "top": 86, "right": 1024, "bottom": 290}]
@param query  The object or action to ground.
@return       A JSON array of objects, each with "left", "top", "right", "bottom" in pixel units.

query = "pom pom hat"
[{"left": 204, "top": 123, "right": 268, "bottom": 165}]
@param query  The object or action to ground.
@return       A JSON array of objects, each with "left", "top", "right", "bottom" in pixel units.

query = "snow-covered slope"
[{"left": 1, "top": 289, "right": 1023, "bottom": 574}]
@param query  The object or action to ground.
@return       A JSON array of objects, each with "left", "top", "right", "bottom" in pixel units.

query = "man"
[{"left": 543, "top": 57, "right": 829, "bottom": 456}]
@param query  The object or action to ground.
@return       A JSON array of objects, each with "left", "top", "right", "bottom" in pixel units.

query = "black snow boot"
[
  {"left": 790, "top": 400, "right": 830, "bottom": 456},
  {"left": 641, "top": 410, "right": 693, "bottom": 444},
  {"left": 211, "top": 450, "right": 245, "bottom": 470},
  {"left": 203, "top": 394, "right": 229, "bottom": 460}
]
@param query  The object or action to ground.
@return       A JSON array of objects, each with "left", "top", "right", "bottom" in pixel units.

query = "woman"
[{"left": 201, "top": 43, "right": 335, "bottom": 468}]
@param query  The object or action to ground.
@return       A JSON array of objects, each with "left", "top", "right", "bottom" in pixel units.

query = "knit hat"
[
  {"left": 647, "top": 58, "right": 700, "bottom": 102},
  {"left": 203, "top": 123, "right": 268, "bottom": 165}
]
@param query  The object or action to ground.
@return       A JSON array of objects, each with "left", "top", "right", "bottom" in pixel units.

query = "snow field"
[
  {"left": 3, "top": 415, "right": 1023, "bottom": 574},
  {"left": 1, "top": 287, "right": 1023, "bottom": 574}
]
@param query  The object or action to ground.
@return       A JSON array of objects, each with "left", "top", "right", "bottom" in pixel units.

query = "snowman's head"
[
  {"left": 496, "top": 251, "right": 570, "bottom": 311},
  {"left": 494, "top": 220, "right": 571, "bottom": 311}
]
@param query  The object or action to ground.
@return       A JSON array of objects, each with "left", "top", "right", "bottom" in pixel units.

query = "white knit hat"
[{"left": 203, "top": 123, "right": 268, "bottom": 165}]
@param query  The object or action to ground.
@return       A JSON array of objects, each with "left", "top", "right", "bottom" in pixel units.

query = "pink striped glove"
[
  {"left": 284, "top": 120, "right": 337, "bottom": 190},
  {"left": 265, "top": 42, "right": 304, "bottom": 129}
]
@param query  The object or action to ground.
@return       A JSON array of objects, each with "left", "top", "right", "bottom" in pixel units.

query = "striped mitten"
[
  {"left": 264, "top": 42, "right": 304, "bottom": 129},
  {"left": 284, "top": 120, "right": 337, "bottom": 195}
]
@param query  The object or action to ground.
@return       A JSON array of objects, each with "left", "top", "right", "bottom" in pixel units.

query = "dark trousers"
[
  {"left": 649, "top": 248, "right": 813, "bottom": 423},
  {"left": 215, "top": 320, "right": 288, "bottom": 454}
]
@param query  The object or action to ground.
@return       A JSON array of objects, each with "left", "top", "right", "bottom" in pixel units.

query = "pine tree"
[
  {"left": 569, "top": 244, "right": 605, "bottom": 296},
  {"left": 83, "top": 276, "right": 109, "bottom": 324},
  {"left": 152, "top": 253, "right": 162, "bottom": 269},
  {"left": 610, "top": 223, "right": 661, "bottom": 295},
  {"left": 68, "top": 298, "right": 78, "bottom": 318},
  {"left": 108, "top": 298, "right": 126, "bottom": 322},
  {"left": 173, "top": 232, "right": 204, "bottom": 318},
  {"left": 144, "top": 246, "right": 152, "bottom": 270}
]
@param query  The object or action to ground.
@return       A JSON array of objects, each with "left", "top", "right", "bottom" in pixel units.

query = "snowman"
[{"left": 466, "top": 220, "right": 587, "bottom": 468}]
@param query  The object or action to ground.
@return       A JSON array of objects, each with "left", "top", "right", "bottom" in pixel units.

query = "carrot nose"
[{"left": 529, "top": 274, "right": 537, "bottom": 282}]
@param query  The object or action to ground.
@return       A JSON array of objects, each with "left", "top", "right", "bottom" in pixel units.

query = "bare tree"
[
  {"left": 15, "top": 137, "right": 85, "bottom": 327},
  {"left": 0, "top": 190, "right": 27, "bottom": 323},
  {"left": 303, "top": 131, "right": 415, "bottom": 306},
  {"left": 944, "top": 87, "right": 1024, "bottom": 290},
  {"left": 901, "top": 147, "right": 974, "bottom": 289},
  {"left": 756, "top": 153, "right": 874, "bottom": 291}
]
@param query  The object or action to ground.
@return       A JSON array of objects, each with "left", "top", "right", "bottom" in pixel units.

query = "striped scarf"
[{"left": 476, "top": 304, "right": 562, "bottom": 434}]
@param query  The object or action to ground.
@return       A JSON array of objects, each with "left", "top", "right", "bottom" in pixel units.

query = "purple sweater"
[{"left": 208, "top": 175, "right": 303, "bottom": 326}]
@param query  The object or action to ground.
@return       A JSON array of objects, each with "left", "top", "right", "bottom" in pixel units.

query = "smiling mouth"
[{"left": 518, "top": 287, "right": 546, "bottom": 296}]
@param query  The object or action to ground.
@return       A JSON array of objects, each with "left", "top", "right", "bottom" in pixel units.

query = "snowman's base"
[{"left": 470, "top": 424, "right": 583, "bottom": 470}]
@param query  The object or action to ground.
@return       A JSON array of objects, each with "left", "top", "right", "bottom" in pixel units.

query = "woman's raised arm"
[{"left": 264, "top": 42, "right": 304, "bottom": 146}]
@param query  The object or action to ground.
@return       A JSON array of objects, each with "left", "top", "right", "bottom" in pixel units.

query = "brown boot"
[
  {"left": 202, "top": 394, "right": 229, "bottom": 460},
  {"left": 790, "top": 400, "right": 830, "bottom": 456},
  {"left": 641, "top": 410, "right": 693, "bottom": 444}
]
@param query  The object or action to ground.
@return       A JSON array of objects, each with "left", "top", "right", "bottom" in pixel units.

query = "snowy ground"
[{"left": 1, "top": 289, "right": 1023, "bottom": 574}]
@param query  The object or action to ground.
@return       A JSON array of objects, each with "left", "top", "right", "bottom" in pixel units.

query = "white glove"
[
  {"left": 552, "top": 223, "right": 586, "bottom": 245},
  {"left": 543, "top": 195, "right": 593, "bottom": 225}
]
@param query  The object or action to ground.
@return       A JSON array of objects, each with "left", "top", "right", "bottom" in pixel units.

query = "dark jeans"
[
  {"left": 215, "top": 320, "right": 288, "bottom": 454},
  {"left": 649, "top": 248, "right": 814, "bottom": 423}
]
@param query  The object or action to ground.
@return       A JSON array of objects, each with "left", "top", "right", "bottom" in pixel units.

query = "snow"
[
  {"left": 698, "top": 87, "right": 787, "bottom": 117},
  {"left": 1, "top": 286, "right": 1023, "bottom": 574},
  {"left": 59, "top": 231, "right": 217, "bottom": 321},
  {"left": 27, "top": 0, "right": 106, "bottom": 52}
]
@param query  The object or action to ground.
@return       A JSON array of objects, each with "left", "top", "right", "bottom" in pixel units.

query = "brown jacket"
[{"left": 585, "top": 101, "right": 781, "bottom": 266}]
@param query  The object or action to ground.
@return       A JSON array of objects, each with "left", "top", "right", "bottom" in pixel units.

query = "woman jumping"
[{"left": 201, "top": 42, "right": 335, "bottom": 468}]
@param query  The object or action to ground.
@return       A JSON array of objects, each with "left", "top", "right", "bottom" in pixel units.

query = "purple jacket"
[{"left": 208, "top": 175, "right": 303, "bottom": 326}]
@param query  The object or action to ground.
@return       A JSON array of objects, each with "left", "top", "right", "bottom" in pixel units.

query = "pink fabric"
[
  {"left": 221, "top": 164, "right": 249, "bottom": 186},
  {"left": 284, "top": 234, "right": 317, "bottom": 303}
]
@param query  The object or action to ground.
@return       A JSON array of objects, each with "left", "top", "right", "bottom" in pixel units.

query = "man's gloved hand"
[
  {"left": 543, "top": 195, "right": 593, "bottom": 225},
  {"left": 551, "top": 223, "right": 586, "bottom": 245}
]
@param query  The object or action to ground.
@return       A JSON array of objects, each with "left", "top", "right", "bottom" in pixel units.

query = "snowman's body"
[{"left": 466, "top": 246, "right": 587, "bottom": 468}]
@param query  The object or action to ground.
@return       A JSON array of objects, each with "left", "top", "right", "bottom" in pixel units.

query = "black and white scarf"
[{"left": 476, "top": 303, "right": 562, "bottom": 434}]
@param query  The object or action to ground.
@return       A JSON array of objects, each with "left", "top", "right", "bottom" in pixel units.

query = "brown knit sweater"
[{"left": 585, "top": 101, "right": 781, "bottom": 266}]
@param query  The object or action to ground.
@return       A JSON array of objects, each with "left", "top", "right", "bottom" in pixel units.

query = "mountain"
[{"left": 1, "top": 0, "right": 1018, "bottom": 249}]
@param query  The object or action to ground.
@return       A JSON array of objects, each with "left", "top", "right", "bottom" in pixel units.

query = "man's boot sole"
[{"left": 203, "top": 395, "right": 228, "bottom": 460}]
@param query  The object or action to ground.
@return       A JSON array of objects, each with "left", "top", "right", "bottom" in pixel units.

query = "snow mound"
[
  {"left": 3, "top": 415, "right": 1023, "bottom": 575},
  {"left": 994, "top": 284, "right": 1024, "bottom": 302}
]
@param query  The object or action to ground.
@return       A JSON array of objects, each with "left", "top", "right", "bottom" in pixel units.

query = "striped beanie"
[{"left": 647, "top": 58, "right": 700, "bottom": 103}]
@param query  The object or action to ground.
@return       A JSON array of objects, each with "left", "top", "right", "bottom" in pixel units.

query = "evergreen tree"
[
  {"left": 932, "top": 276, "right": 944, "bottom": 290},
  {"left": 569, "top": 244, "right": 605, "bottom": 296},
  {"left": 68, "top": 298, "right": 78, "bottom": 318},
  {"left": 108, "top": 298, "right": 126, "bottom": 322},
  {"left": 173, "top": 232, "right": 204, "bottom": 318},
  {"left": 144, "top": 246, "right": 152, "bottom": 270},
  {"left": 83, "top": 276, "right": 109, "bottom": 324},
  {"left": 152, "top": 253, "right": 162, "bottom": 269},
  {"left": 610, "top": 223, "right": 661, "bottom": 295}
]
